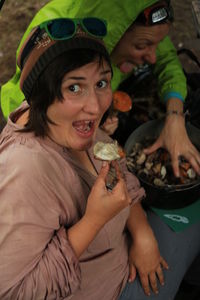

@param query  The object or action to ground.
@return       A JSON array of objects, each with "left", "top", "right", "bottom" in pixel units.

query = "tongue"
[
  {"left": 73, "top": 121, "right": 90, "bottom": 132},
  {"left": 119, "top": 62, "right": 134, "bottom": 73}
]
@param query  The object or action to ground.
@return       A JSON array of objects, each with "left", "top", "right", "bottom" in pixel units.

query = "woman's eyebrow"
[
  {"left": 66, "top": 76, "right": 86, "bottom": 80},
  {"left": 101, "top": 69, "right": 112, "bottom": 75},
  {"left": 64, "top": 69, "right": 112, "bottom": 81}
]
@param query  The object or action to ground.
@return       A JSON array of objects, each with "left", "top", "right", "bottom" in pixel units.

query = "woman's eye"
[
  {"left": 135, "top": 45, "right": 146, "bottom": 50},
  {"left": 68, "top": 84, "right": 80, "bottom": 93},
  {"left": 97, "top": 80, "right": 107, "bottom": 89}
]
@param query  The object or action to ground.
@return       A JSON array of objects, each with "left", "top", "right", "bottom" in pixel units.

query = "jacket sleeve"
[
  {"left": 153, "top": 35, "right": 187, "bottom": 102},
  {"left": 0, "top": 148, "right": 81, "bottom": 300}
]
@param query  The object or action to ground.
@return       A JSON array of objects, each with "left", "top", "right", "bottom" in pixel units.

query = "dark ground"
[{"left": 0, "top": 1, "right": 200, "bottom": 299}]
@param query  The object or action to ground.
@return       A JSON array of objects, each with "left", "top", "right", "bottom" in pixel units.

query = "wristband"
[
  {"left": 163, "top": 92, "right": 185, "bottom": 103},
  {"left": 166, "top": 110, "right": 185, "bottom": 117}
]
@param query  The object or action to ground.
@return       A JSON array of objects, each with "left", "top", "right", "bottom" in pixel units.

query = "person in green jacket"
[{"left": 1, "top": 0, "right": 200, "bottom": 178}]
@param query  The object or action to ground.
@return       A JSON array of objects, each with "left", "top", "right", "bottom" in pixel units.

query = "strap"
[{"left": 177, "top": 48, "right": 200, "bottom": 69}]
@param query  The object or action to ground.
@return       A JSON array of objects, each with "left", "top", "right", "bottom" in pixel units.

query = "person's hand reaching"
[{"left": 144, "top": 114, "right": 200, "bottom": 177}]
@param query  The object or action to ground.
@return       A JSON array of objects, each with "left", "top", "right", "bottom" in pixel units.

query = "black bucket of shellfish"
[{"left": 125, "top": 119, "right": 200, "bottom": 209}]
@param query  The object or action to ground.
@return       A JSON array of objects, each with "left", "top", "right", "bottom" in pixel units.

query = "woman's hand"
[
  {"left": 128, "top": 227, "right": 168, "bottom": 296},
  {"left": 68, "top": 161, "right": 131, "bottom": 258},
  {"left": 84, "top": 161, "right": 131, "bottom": 231},
  {"left": 100, "top": 116, "right": 119, "bottom": 136},
  {"left": 144, "top": 114, "right": 200, "bottom": 177}
]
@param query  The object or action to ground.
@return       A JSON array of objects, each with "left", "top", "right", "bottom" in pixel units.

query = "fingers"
[
  {"left": 128, "top": 264, "right": 136, "bottom": 283},
  {"left": 171, "top": 143, "right": 200, "bottom": 177},
  {"left": 171, "top": 155, "right": 180, "bottom": 177},
  {"left": 111, "top": 160, "right": 122, "bottom": 180},
  {"left": 143, "top": 139, "right": 162, "bottom": 155},
  {"left": 160, "top": 256, "right": 169, "bottom": 270},
  {"left": 111, "top": 161, "right": 132, "bottom": 205},
  {"left": 140, "top": 270, "right": 160, "bottom": 296},
  {"left": 155, "top": 257, "right": 169, "bottom": 288},
  {"left": 155, "top": 265, "right": 164, "bottom": 286},
  {"left": 99, "top": 161, "right": 110, "bottom": 177},
  {"left": 183, "top": 147, "right": 200, "bottom": 175},
  {"left": 105, "top": 116, "right": 118, "bottom": 124},
  {"left": 139, "top": 259, "right": 169, "bottom": 296},
  {"left": 195, "top": 151, "right": 200, "bottom": 167},
  {"left": 101, "top": 116, "right": 119, "bottom": 135},
  {"left": 140, "top": 271, "right": 159, "bottom": 296},
  {"left": 94, "top": 161, "right": 110, "bottom": 189},
  {"left": 139, "top": 273, "right": 151, "bottom": 296},
  {"left": 101, "top": 161, "right": 125, "bottom": 193},
  {"left": 189, "top": 156, "right": 200, "bottom": 175},
  {"left": 109, "top": 116, "right": 119, "bottom": 123},
  {"left": 149, "top": 272, "right": 158, "bottom": 294}
]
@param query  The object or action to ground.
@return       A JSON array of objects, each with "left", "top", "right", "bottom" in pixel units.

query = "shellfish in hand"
[
  {"left": 93, "top": 141, "right": 124, "bottom": 190},
  {"left": 93, "top": 141, "right": 121, "bottom": 161}
]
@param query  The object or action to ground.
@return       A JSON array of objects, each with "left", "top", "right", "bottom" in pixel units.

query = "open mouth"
[{"left": 72, "top": 120, "right": 95, "bottom": 134}]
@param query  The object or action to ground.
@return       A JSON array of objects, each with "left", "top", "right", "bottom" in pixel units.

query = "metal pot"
[{"left": 125, "top": 119, "right": 200, "bottom": 209}]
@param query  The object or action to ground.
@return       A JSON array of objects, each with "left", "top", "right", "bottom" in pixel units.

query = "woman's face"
[
  {"left": 47, "top": 58, "right": 112, "bottom": 150},
  {"left": 111, "top": 23, "right": 170, "bottom": 73}
]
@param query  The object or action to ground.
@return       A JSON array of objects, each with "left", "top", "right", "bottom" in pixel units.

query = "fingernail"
[{"left": 102, "top": 161, "right": 107, "bottom": 167}]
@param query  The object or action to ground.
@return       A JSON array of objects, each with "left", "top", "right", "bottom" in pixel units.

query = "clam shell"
[{"left": 93, "top": 141, "right": 120, "bottom": 161}]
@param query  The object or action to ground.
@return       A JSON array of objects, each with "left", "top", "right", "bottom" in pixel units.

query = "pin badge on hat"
[{"left": 35, "top": 32, "right": 52, "bottom": 49}]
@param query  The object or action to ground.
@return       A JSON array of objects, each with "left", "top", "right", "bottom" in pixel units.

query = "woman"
[
  {"left": 1, "top": 17, "right": 200, "bottom": 300},
  {"left": 0, "top": 17, "right": 167, "bottom": 299}
]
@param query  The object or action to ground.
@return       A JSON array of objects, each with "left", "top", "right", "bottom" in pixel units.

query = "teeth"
[{"left": 73, "top": 120, "right": 93, "bottom": 133}]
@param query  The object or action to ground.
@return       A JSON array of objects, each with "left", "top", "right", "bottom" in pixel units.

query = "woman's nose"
[{"left": 83, "top": 90, "right": 100, "bottom": 115}]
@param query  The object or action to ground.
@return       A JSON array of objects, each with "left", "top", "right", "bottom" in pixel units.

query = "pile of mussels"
[{"left": 126, "top": 139, "right": 198, "bottom": 187}]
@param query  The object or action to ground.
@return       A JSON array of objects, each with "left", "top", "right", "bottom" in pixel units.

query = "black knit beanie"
[{"left": 17, "top": 28, "right": 111, "bottom": 100}]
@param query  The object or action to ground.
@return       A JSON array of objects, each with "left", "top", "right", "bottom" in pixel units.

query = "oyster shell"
[
  {"left": 136, "top": 152, "right": 146, "bottom": 165},
  {"left": 93, "top": 141, "right": 120, "bottom": 161}
]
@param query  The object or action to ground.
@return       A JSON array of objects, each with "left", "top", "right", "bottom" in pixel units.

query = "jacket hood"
[
  {"left": 3, "top": 0, "right": 185, "bottom": 120},
  {"left": 17, "top": 0, "right": 159, "bottom": 56}
]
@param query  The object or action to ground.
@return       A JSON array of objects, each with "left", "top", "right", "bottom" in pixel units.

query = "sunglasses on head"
[
  {"left": 19, "top": 17, "right": 107, "bottom": 69},
  {"left": 41, "top": 17, "right": 107, "bottom": 40}
]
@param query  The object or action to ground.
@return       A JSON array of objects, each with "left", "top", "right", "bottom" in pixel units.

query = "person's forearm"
[
  {"left": 126, "top": 203, "right": 152, "bottom": 238},
  {"left": 67, "top": 216, "right": 102, "bottom": 258},
  {"left": 165, "top": 97, "right": 185, "bottom": 130}
]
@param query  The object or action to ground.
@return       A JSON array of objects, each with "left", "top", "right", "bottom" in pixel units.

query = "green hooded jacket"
[{"left": 0, "top": 0, "right": 187, "bottom": 119}]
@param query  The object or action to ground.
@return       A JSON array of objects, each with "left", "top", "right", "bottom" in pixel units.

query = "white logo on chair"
[{"left": 163, "top": 214, "right": 189, "bottom": 224}]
